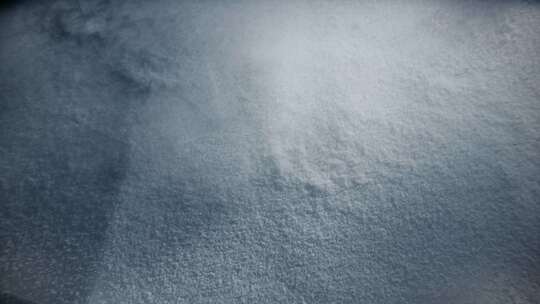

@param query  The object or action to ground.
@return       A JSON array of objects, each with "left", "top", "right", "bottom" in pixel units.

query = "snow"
[{"left": 1, "top": 1, "right": 540, "bottom": 303}]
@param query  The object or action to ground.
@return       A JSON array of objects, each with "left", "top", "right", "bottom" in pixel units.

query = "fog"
[{"left": 1, "top": 1, "right": 540, "bottom": 303}]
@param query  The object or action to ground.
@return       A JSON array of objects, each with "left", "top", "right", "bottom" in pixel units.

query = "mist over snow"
[{"left": 1, "top": 1, "right": 540, "bottom": 303}]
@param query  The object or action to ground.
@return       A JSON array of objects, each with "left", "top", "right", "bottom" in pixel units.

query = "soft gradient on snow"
[{"left": 1, "top": 1, "right": 540, "bottom": 303}]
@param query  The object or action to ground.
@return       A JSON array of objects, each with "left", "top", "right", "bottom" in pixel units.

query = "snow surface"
[{"left": 1, "top": 0, "right": 540, "bottom": 303}]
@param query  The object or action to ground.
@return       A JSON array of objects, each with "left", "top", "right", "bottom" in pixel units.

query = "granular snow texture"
[{"left": 1, "top": 1, "right": 539, "bottom": 303}]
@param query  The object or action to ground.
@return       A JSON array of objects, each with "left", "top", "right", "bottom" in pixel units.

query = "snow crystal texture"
[{"left": 1, "top": 0, "right": 539, "bottom": 303}]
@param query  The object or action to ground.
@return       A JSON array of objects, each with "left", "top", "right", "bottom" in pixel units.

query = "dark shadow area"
[
  {"left": 0, "top": 0, "right": 35, "bottom": 12},
  {"left": 0, "top": 1, "right": 145, "bottom": 303},
  {"left": 0, "top": 293, "right": 38, "bottom": 304}
]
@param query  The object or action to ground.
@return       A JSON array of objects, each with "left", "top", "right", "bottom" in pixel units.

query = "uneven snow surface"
[{"left": 1, "top": 1, "right": 540, "bottom": 303}]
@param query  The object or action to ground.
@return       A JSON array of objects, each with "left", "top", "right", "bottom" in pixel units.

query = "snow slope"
[{"left": 1, "top": 1, "right": 540, "bottom": 303}]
